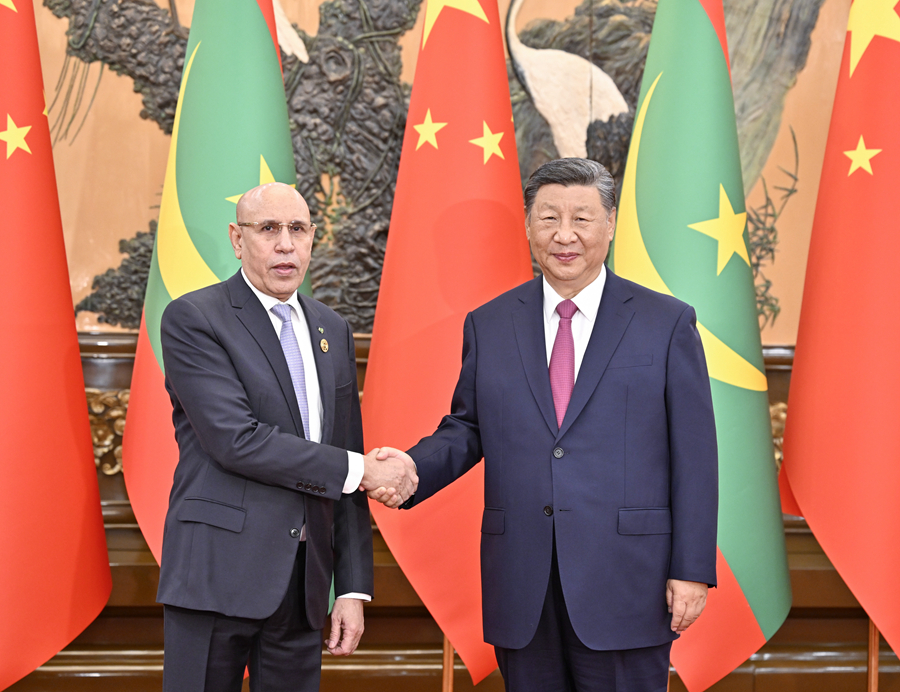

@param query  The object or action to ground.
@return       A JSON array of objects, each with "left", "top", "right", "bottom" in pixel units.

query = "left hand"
[
  {"left": 326, "top": 597, "right": 364, "bottom": 656},
  {"left": 666, "top": 579, "right": 708, "bottom": 632}
]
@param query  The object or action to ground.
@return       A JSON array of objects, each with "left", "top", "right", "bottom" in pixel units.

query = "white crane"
[{"left": 506, "top": 0, "right": 629, "bottom": 158}]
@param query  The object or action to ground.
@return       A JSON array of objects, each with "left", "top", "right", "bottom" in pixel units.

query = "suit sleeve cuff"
[
  {"left": 343, "top": 451, "right": 364, "bottom": 494},
  {"left": 336, "top": 592, "right": 372, "bottom": 602}
]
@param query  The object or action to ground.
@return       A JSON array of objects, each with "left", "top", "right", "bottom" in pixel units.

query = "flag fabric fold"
[
  {"left": 610, "top": 1, "right": 791, "bottom": 689},
  {"left": 781, "top": 0, "right": 900, "bottom": 657},
  {"left": 361, "top": 0, "right": 534, "bottom": 681},
  {"left": 123, "top": 0, "right": 300, "bottom": 561},
  {"left": 0, "top": 2, "right": 111, "bottom": 687}
]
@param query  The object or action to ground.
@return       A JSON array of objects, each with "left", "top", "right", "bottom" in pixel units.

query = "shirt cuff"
[
  {"left": 343, "top": 451, "right": 365, "bottom": 494},
  {"left": 336, "top": 592, "right": 372, "bottom": 602}
]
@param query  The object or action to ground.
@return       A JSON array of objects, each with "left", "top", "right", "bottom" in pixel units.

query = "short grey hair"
[{"left": 523, "top": 158, "right": 616, "bottom": 219}]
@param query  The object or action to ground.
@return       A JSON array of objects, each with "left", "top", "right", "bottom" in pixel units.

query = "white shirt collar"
[
  {"left": 241, "top": 268, "right": 304, "bottom": 318},
  {"left": 542, "top": 264, "right": 607, "bottom": 323}
]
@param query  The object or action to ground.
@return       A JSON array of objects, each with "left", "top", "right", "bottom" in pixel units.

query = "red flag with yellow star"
[
  {"left": 362, "top": 0, "right": 533, "bottom": 681},
  {"left": 780, "top": 0, "right": 900, "bottom": 656},
  {"left": 0, "top": 1, "right": 112, "bottom": 687}
]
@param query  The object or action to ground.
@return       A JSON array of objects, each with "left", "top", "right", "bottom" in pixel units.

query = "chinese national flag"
[
  {"left": 361, "top": 0, "right": 533, "bottom": 682},
  {"left": 0, "top": 1, "right": 111, "bottom": 687},
  {"left": 781, "top": 0, "right": 900, "bottom": 657}
]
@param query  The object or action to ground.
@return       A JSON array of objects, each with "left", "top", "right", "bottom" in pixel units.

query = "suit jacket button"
[
  {"left": 319, "top": 486, "right": 326, "bottom": 494},
  {"left": 296, "top": 482, "right": 303, "bottom": 490},
  {"left": 290, "top": 528, "right": 300, "bottom": 538},
  {"left": 553, "top": 447, "right": 564, "bottom": 459},
  {"left": 305, "top": 483, "right": 312, "bottom": 490},
  {"left": 312, "top": 485, "right": 320, "bottom": 493},
  {"left": 543, "top": 506, "right": 553, "bottom": 516}
]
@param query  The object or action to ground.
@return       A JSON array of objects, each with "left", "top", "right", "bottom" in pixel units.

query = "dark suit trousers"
[
  {"left": 495, "top": 542, "right": 672, "bottom": 692},
  {"left": 163, "top": 546, "right": 323, "bottom": 692}
]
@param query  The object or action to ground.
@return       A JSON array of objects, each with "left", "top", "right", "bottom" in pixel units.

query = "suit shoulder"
[
  {"left": 162, "top": 281, "right": 229, "bottom": 322},
  {"left": 469, "top": 277, "right": 540, "bottom": 318},
  {"left": 612, "top": 273, "right": 694, "bottom": 317}
]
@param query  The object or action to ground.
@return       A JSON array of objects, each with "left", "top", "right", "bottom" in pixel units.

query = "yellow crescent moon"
[
  {"left": 156, "top": 42, "right": 221, "bottom": 300},
  {"left": 615, "top": 72, "right": 767, "bottom": 392}
]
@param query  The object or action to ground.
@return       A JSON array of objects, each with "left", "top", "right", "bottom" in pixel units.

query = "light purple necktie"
[
  {"left": 271, "top": 303, "right": 311, "bottom": 440},
  {"left": 549, "top": 299, "right": 577, "bottom": 428}
]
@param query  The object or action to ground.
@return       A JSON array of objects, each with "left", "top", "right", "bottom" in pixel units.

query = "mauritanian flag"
[
  {"left": 781, "top": 0, "right": 900, "bottom": 656},
  {"left": 0, "top": 0, "right": 111, "bottom": 687},
  {"left": 362, "top": 0, "right": 533, "bottom": 681},
  {"left": 610, "top": 1, "right": 791, "bottom": 689},
  {"left": 123, "top": 0, "right": 299, "bottom": 561}
]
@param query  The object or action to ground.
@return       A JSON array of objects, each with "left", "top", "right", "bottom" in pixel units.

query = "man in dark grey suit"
[
  {"left": 374, "top": 159, "right": 718, "bottom": 692},
  {"left": 157, "top": 183, "right": 417, "bottom": 691}
]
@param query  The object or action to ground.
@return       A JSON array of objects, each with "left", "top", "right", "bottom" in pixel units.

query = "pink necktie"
[{"left": 549, "top": 299, "right": 577, "bottom": 428}]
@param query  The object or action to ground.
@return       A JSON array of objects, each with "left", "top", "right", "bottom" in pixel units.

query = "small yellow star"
[
  {"left": 469, "top": 121, "right": 505, "bottom": 164},
  {"left": 0, "top": 114, "right": 32, "bottom": 159},
  {"left": 847, "top": 0, "right": 900, "bottom": 76},
  {"left": 844, "top": 135, "right": 882, "bottom": 175},
  {"left": 422, "top": 0, "right": 488, "bottom": 48},
  {"left": 413, "top": 109, "right": 448, "bottom": 150},
  {"left": 0, "top": 0, "right": 17, "bottom": 12},
  {"left": 226, "top": 155, "right": 295, "bottom": 203},
  {"left": 688, "top": 184, "right": 749, "bottom": 275}
]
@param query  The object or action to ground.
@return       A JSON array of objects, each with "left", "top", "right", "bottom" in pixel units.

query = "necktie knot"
[
  {"left": 271, "top": 303, "right": 292, "bottom": 323},
  {"left": 556, "top": 299, "right": 577, "bottom": 321}
]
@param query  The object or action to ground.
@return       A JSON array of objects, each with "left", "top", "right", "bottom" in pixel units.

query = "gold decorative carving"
[
  {"left": 86, "top": 388, "right": 130, "bottom": 475},
  {"left": 770, "top": 402, "right": 787, "bottom": 472}
]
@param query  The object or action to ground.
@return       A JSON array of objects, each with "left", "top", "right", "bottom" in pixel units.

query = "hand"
[
  {"left": 326, "top": 597, "right": 364, "bottom": 656},
  {"left": 360, "top": 447, "right": 418, "bottom": 508},
  {"left": 666, "top": 579, "right": 708, "bottom": 632}
]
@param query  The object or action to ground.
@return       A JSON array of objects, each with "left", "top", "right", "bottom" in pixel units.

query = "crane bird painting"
[{"left": 506, "top": 0, "right": 630, "bottom": 159}]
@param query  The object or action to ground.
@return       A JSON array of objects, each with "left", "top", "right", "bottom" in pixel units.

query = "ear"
[
  {"left": 606, "top": 208, "right": 617, "bottom": 241},
  {"left": 228, "top": 222, "right": 243, "bottom": 259}
]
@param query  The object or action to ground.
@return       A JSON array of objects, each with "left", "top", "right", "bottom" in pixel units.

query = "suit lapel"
[
  {"left": 512, "top": 278, "right": 558, "bottom": 435},
  {"left": 228, "top": 272, "right": 305, "bottom": 437},
  {"left": 557, "top": 271, "right": 634, "bottom": 440},
  {"left": 300, "top": 295, "right": 336, "bottom": 445}
]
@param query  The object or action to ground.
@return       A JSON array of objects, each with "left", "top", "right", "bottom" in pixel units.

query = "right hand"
[{"left": 360, "top": 447, "right": 418, "bottom": 508}]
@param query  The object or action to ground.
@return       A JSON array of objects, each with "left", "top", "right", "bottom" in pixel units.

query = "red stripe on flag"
[
  {"left": 123, "top": 318, "right": 179, "bottom": 563},
  {"left": 696, "top": 0, "right": 731, "bottom": 73},
  {"left": 670, "top": 548, "right": 766, "bottom": 692},
  {"left": 255, "top": 0, "right": 281, "bottom": 73}
]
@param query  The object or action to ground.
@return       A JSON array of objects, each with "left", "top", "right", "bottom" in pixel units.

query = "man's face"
[
  {"left": 229, "top": 185, "right": 314, "bottom": 301},
  {"left": 525, "top": 184, "right": 616, "bottom": 299}
]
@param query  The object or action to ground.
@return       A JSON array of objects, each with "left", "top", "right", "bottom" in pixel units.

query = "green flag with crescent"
[{"left": 610, "top": 1, "right": 790, "bottom": 689}]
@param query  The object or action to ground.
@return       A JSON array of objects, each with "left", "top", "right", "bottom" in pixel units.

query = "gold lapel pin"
[
  {"left": 318, "top": 327, "right": 324, "bottom": 333},
  {"left": 320, "top": 339, "right": 329, "bottom": 353}
]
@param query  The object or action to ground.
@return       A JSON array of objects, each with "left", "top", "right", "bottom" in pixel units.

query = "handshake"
[{"left": 359, "top": 447, "right": 418, "bottom": 509}]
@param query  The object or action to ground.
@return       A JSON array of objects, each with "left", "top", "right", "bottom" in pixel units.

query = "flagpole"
[
  {"left": 442, "top": 634, "right": 455, "bottom": 692},
  {"left": 868, "top": 618, "right": 879, "bottom": 692}
]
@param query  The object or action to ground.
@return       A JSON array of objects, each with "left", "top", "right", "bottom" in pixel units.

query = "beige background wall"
[{"left": 33, "top": 0, "right": 851, "bottom": 342}]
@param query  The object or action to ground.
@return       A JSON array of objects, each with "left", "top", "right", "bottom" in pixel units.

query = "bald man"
[{"left": 156, "top": 183, "right": 417, "bottom": 692}]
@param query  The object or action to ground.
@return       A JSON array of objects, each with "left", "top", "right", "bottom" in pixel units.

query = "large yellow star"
[
  {"left": 0, "top": 0, "right": 17, "bottom": 12},
  {"left": 413, "top": 109, "right": 447, "bottom": 150},
  {"left": 847, "top": 0, "right": 900, "bottom": 76},
  {"left": 226, "top": 155, "right": 294, "bottom": 203},
  {"left": 422, "top": 0, "right": 488, "bottom": 48},
  {"left": 844, "top": 135, "right": 882, "bottom": 175},
  {"left": 469, "top": 121, "right": 504, "bottom": 164},
  {"left": 688, "top": 184, "right": 749, "bottom": 275},
  {"left": 0, "top": 114, "right": 32, "bottom": 159}
]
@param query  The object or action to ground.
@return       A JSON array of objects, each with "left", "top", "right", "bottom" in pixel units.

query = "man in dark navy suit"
[
  {"left": 374, "top": 159, "right": 718, "bottom": 691},
  {"left": 157, "top": 183, "right": 417, "bottom": 692}
]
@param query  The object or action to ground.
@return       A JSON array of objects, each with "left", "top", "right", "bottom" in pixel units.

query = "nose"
[
  {"left": 554, "top": 219, "right": 578, "bottom": 244},
  {"left": 274, "top": 226, "right": 294, "bottom": 252}
]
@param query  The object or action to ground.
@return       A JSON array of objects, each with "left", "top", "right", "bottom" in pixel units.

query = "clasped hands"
[{"left": 359, "top": 447, "right": 417, "bottom": 509}]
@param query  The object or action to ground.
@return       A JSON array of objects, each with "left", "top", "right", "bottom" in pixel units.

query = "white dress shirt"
[
  {"left": 542, "top": 265, "right": 608, "bottom": 380},
  {"left": 242, "top": 270, "right": 369, "bottom": 601}
]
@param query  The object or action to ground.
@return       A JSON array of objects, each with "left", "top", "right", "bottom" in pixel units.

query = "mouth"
[
  {"left": 271, "top": 262, "right": 297, "bottom": 276},
  {"left": 552, "top": 253, "right": 580, "bottom": 263}
]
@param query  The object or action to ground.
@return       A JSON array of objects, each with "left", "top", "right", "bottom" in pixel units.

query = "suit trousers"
[
  {"left": 163, "top": 545, "right": 323, "bottom": 692},
  {"left": 494, "top": 541, "right": 672, "bottom": 692}
]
